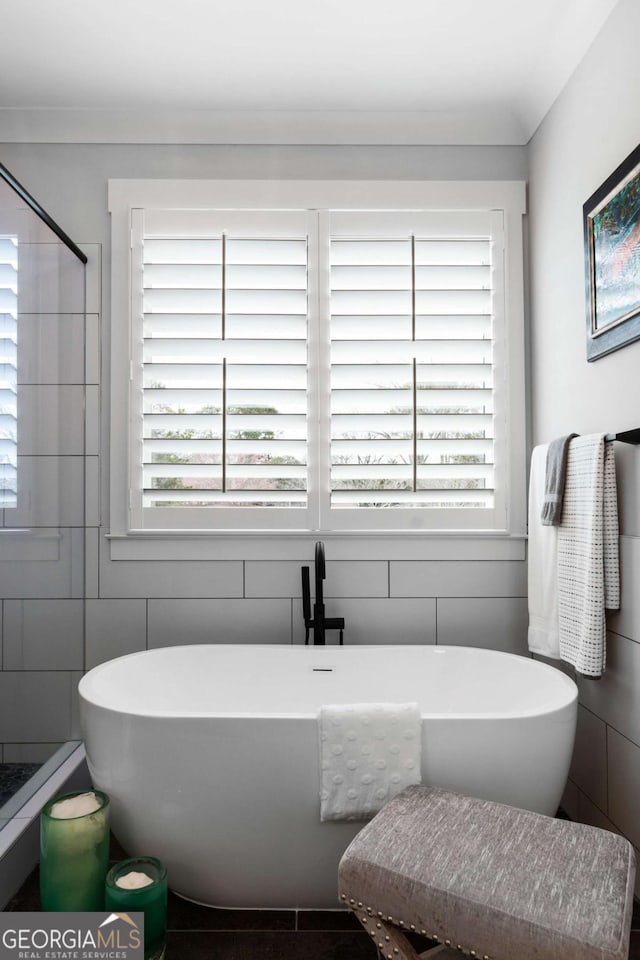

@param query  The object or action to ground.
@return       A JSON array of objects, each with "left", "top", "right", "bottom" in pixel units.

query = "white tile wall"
[
  {"left": 576, "top": 631, "right": 640, "bottom": 748},
  {"left": 607, "top": 726, "right": 640, "bottom": 851},
  {"left": 608, "top": 536, "right": 640, "bottom": 642},
  {"left": 3, "top": 599, "right": 83, "bottom": 670},
  {"left": 18, "top": 314, "right": 87, "bottom": 385},
  {"left": 86, "top": 598, "right": 147, "bottom": 669},
  {"left": 0, "top": 671, "right": 73, "bottom": 741},
  {"left": 569, "top": 705, "right": 608, "bottom": 812},
  {"left": 292, "top": 597, "right": 437, "bottom": 646},
  {"left": 85, "top": 314, "right": 100, "bottom": 385},
  {"left": 389, "top": 560, "right": 527, "bottom": 598},
  {"left": 147, "top": 598, "right": 293, "bottom": 647},
  {"left": 436, "top": 597, "right": 529, "bottom": 654},
  {"left": 0, "top": 529, "right": 79, "bottom": 599},
  {"left": 18, "top": 385, "right": 86, "bottom": 456},
  {"left": 245, "top": 559, "right": 389, "bottom": 598},
  {"left": 98, "top": 536, "right": 243, "bottom": 598},
  {"left": 7, "top": 457, "right": 85, "bottom": 527},
  {"left": 18, "top": 243, "right": 85, "bottom": 314}
]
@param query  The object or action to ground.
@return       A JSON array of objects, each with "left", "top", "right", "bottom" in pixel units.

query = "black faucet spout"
[{"left": 301, "top": 541, "right": 345, "bottom": 645}]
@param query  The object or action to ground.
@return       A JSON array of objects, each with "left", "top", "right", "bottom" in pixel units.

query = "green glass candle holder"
[
  {"left": 40, "top": 789, "right": 110, "bottom": 912},
  {"left": 105, "top": 856, "right": 168, "bottom": 960}
]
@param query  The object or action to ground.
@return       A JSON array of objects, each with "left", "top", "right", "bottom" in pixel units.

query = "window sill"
[{"left": 106, "top": 529, "right": 527, "bottom": 562}]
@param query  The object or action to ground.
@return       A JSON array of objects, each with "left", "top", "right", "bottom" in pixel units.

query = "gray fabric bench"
[{"left": 338, "top": 785, "right": 636, "bottom": 960}]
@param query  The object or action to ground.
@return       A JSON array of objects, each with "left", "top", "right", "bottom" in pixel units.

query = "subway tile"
[
  {"left": 3, "top": 599, "right": 84, "bottom": 670},
  {"left": 70, "top": 528, "right": 84, "bottom": 599},
  {"left": 70, "top": 670, "right": 83, "bottom": 738},
  {"left": 85, "top": 385, "right": 100, "bottom": 455},
  {"left": 83, "top": 244, "right": 102, "bottom": 316},
  {"left": 608, "top": 727, "right": 640, "bottom": 851},
  {"left": 148, "top": 598, "right": 292, "bottom": 647},
  {"left": 0, "top": 528, "right": 77, "bottom": 598},
  {"left": 0, "top": 672, "right": 72, "bottom": 741},
  {"left": 17, "top": 314, "right": 86, "bottom": 385},
  {"left": 609, "top": 536, "right": 640, "bottom": 642},
  {"left": 577, "top": 789, "right": 618, "bottom": 834},
  {"left": 577, "top": 631, "right": 640, "bottom": 750},
  {"left": 17, "top": 385, "right": 85, "bottom": 455},
  {"left": 85, "top": 527, "right": 99, "bottom": 599},
  {"left": 245, "top": 560, "right": 388, "bottom": 599},
  {"left": 569, "top": 706, "right": 607, "bottom": 813},
  {"left": 390, "top": 560, "right": 527, "bottom": 598},
  {"left": 436, "top": 597, "right": 529, "bottom": 655},
  {"left": 85, "top": 457, "right": 100, "bottom": 526},
  {"left": 18, "top": 242, "right": 86, "bottom": 314},
  {"left": 85, "top": 313, "right": 100, "bottom": 385},
  {"left": 293, "top": 598, "right": 436, "bottom": 646},
  {"left": 560, "top": 778, "right": 579, "bottom": 820},
  {"left": 98, "top": 533, "right": 242, "bottom": 599},
  {"left": 575, "top": 788, "right": 640, "bottom": 900},
  {"left": 615, "top": 445, "right": 640, "bottom": 539},
  {"left": 86, "top": 598, "right": 147, "bottom": 669},
  {"left": 5, "top": 457, "right": 84, "bottom": 527}
]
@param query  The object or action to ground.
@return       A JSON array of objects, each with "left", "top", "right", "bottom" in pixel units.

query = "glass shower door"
[{"left": 0, "top": 164, "right": 87, "bottom": 824}]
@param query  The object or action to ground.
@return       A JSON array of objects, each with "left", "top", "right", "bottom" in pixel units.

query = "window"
[
  {"left": 110, "top": 180, "right": 526, "bottom": 536},
  {"left": 0, "top": 235, "right": 17, "bottom": 508}
]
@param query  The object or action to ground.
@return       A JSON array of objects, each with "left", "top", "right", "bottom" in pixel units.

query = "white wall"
[
  {"left": 528, "top": 0, "right": 640, "bottom": 882},
  {"left": 0, "top": 141, "right": 529, "bottom": 752}
]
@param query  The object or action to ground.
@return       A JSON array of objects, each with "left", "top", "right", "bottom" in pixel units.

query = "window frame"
[{"left": 109, "top": 179, "right": 527, "bottom": 540}]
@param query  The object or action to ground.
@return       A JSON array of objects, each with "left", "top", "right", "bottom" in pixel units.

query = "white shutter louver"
[
  {"left": 136, "top": 211, "right": 310, "bottom": 526},
  {"left": 0, "top": 237, "right": 17, "bottom": 508},
  {"left": 329, "top": 216, "right": 496, "bottom": 513}
]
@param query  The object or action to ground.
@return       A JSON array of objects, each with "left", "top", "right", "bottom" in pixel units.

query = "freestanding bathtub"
[{"left": 79, "top": 644, "right": 577, "bottom": 909}]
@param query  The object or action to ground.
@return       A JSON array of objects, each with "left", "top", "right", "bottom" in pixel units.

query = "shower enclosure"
[{"left": 0, "top": 161, "right": 87, "bottom": 826}]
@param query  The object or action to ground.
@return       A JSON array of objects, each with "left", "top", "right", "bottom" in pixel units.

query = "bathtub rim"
[{"left": 78, "top": 643, "right": 578, "bottom": 723}]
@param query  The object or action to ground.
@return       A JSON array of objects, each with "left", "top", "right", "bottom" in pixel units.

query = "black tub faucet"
[{"left": 301, "top": 541, "right": 345, "bottom": 645}]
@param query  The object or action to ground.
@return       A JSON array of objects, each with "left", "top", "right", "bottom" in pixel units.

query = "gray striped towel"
[{"left": 557, "top": 434, "right": 619, "bottom": 678}]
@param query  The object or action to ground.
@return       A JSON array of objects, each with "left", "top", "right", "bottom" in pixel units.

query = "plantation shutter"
[
  {"left": 324, "top": 210, "right": 505, "bottom": 530},
  {"left": 0, "top": 237, "right": 17, "bottom": 508},
  {"left": 131, "top": 209, "right": 314, "bottom": 530}
]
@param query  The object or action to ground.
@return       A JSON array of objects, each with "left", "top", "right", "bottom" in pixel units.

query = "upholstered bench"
[{"left": 338, "top": 785, "right": 636, "bottom": 960}]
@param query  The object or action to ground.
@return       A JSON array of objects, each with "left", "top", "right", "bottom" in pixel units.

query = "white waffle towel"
[
  {"left": 318, "top": 702, "right": 421, "bottom": 822},
  {"left": 557, "top": 434, "right": 619, "bottom": 678}
]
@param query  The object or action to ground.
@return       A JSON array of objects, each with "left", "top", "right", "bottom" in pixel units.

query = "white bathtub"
[{"left": 79, "top": 644, "right": 577, "bottom": 909}]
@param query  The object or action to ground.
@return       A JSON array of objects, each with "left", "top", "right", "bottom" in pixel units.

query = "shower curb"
[{"left": 0, "top": 743, "right": 90, "bottom": 909}]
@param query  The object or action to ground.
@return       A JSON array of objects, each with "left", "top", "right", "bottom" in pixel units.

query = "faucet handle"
[{"left": 301, "top": 565, "right": 312, "bottom": 628}]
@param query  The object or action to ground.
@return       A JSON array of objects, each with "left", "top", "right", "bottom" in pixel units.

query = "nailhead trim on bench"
[{"left": 341, "top": 891, "right": 491, "bottom": 959}]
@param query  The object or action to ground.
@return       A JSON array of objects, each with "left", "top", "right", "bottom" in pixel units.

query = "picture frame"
[{"left": 584, "top": 141, "right": 640, "bottom": 361}]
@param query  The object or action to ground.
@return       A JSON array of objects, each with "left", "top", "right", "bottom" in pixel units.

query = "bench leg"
[{"left": 364, "top": 915, "right": 421, "bottom": 960}]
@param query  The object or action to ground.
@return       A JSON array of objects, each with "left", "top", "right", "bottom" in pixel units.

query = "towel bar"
[{"left": 605, "top": 428, "right": 640, "bottom": 443}]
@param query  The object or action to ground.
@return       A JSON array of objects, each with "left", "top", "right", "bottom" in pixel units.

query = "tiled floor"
[{"left": 5, "top": 839, "right": 640, "bottom": 959}]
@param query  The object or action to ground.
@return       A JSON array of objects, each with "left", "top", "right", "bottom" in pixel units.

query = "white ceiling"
[{"left": 0, "top": 0, "right": 620, "bottom": 144}]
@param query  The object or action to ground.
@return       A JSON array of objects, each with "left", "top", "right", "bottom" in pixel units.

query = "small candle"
[
  {"left": 105, "top": 857, "right": 167, "bottom": 960},
  {"left": 116, "top": 870, "right": 154, "bottom": 890},
  {"left": 40, "top": 789, "right": 110, "bottom": 912}
]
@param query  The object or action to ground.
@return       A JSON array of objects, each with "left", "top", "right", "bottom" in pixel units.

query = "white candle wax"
[
  {"left": 50, "top": 792, "right": 102, "bottom": 819},
  {"left": 115, "top": 870, "right": 155, "bottom": 890}
]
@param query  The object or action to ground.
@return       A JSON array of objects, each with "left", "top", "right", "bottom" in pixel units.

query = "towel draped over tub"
[{"left": 318, "top": 702, "right": 422, "bottom": 821}]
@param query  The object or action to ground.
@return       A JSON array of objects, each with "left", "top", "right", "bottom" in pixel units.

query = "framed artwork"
[{"left": 584, "top": 141, "right": 640, "bottom": 360}]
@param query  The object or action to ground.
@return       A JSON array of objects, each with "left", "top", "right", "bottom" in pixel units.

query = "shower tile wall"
[{"left": 0, "top": 240, "right": 98, "bottom": 763}]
